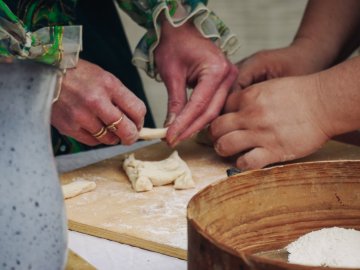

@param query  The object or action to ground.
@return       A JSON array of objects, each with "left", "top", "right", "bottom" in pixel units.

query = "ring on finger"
[
  {"left": 92, "top": 126, "right": 108, "bottom": 139},
  {"left": 106, "top": 114, "right": 124, "bottom": 132}
]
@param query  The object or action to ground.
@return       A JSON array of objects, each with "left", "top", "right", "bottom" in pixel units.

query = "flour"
[{"left": 286, "top": 227, "right": 360, "bottom": 268}]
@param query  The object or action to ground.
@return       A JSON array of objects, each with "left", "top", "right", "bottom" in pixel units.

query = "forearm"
[
  {"left": 293, "top": 0, "right": 360, "bottom": 69},
  {"left": 313, "top": 56, "right": 360, "bottom": 137}
]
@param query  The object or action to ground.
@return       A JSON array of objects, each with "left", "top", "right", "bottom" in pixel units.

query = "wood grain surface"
[
  {"left": 66, "top": 250, "right": 95, "bottom": 270},
  {"left": 60, "top": 139, "right": 360, "bottom": 260}
]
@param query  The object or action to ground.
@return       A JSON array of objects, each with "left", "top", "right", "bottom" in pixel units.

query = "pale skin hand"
[
  {"left": 51, "top": 59, "right": 146, "bottom": 146},
  {"left": 210, "top": 56, "right": 360, "bottom": 170},
  {"left": 210, "top": 75, "right": 330, "bottom": 170},
  {"left": 154, "top": 20, "right": 238, "bottom": 146}
]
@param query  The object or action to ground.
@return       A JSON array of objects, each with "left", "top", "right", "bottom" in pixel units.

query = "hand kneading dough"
[
  {"left": 62, "top": 180, "right": 96, "bottom": 199},
  {"left": 123, "top": 151, "right": 195, "bottom": 192}
]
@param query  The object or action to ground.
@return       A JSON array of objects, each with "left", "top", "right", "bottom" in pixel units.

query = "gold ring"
[
  {"left": 92, "top": 127, "right": 108, "bottom": 139},
  {"left": 106, "top": 115, "right": 124, "bottom": 132}
]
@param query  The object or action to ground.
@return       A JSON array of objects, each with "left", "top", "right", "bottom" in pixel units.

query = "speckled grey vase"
[{"left": 0, "top": 61, "right": 67, "bottom": 269}]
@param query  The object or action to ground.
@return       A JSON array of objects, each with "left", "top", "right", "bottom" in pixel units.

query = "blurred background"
[{"left": 117, "top": 0, "right": 308, "bottom": 127}]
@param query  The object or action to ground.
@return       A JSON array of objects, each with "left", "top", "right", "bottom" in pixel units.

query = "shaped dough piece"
[
  {"left": 123, "top": 151, "right": 195, "bottom": 192},
  {"left": 139, "top": 128, "right": 168, "bottom": 140},
  {"left": 62, "top": 180, "right": 96, "bottom": 199}
]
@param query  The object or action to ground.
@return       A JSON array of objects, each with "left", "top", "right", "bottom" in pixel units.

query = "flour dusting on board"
[
  {"left": 286, "top": 227, "right": 360, "bottom": 268},
  {"left": 63, "top": 141, "right": 232, "bottom": 256}
]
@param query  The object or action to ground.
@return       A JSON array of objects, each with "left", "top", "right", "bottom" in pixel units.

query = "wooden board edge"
[
  {"left": 66, "top": 249, "right": 96, "bottom": 270},
  {"left": 68, "top": 220, "right": 187, "bottom": 260}
]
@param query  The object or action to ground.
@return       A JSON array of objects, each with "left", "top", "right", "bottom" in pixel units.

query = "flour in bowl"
[{"left": 286, "top": 227, "right": 360, "bottom": 268}]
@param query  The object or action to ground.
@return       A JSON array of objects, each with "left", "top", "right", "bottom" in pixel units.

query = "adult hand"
[
  {"left": 155, "top": 20, "right": 238, "bottom": 146},
  {"left": 235, "top": 38, "right": 330, "bottom": 89},
  {"left": 51, "top": 59, "right": 146, "bottom": 146},
  {"left": 210, "top": 74, "right": 331, "bottom": 170}
]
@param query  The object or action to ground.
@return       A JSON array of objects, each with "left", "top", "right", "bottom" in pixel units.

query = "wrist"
[
  {"left": 160, "top": 15, "right": 197, "bottom": 40},
  {"left": 311, "top": 57, "right": 360, "bottom": 137}
]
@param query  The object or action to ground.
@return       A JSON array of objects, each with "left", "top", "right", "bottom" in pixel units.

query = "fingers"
[
  {"left": 213, "top": 127, "right": 279, "bottom": 169},
  {"left": 53, "top": 119, "right": 100, "bottom": 146},
  {"left": 162, "top": 71, "right": 187, "bottom": 127},
  {"left": 223, "top": 89, "right": 243, "bottom": 113},
  {"left": 89, "top": 97, "right": 139, "bottom": 145},
  {"left": 236, "top": 52, "right": 272, "bottom": 89},
  {"left": 236, "top": 147, "right": 279, "bottom": 170},
  {"left": 214, "top": 130, "right": 256, "bottom": 157},
  {"left": 110, "top": 79, "right": 146, "bottom": 130},
  {"left": 210, "top": 111, "right": 246, "bottom": 141},
  {"left": 105, "top": 113, "right": 140, "bottom": 145},
  {"left": 171, "top": 66, "right": 238, "bottom": 144},
  {"left": 167, "top": 64, "right": 238, "bottom": 145},
  {"left": 52, "top": 60, "right": 147, "bottom": 147}
]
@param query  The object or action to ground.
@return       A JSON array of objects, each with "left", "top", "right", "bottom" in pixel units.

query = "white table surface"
[{"left": 56, "top": 141, "right": 187, "bottom": 270}]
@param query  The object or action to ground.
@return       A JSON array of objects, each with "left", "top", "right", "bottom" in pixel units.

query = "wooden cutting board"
[
  {"left": 66, "top": 250, "right": 95, "bottom": 270},
  {"left": 60, "top": 139, "right": 360, "bottom": 260}
]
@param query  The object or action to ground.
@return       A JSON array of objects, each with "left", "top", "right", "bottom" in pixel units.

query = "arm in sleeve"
[
  {"left": 0, "top": 0, "right": 82, "bottom": 68},
  {"left": 116, "top": 0, "right": 240, "bottom": 79}
]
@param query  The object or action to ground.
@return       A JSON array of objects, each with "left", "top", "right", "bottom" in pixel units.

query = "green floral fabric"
[
  {"left": 0, "top": 0, "right": 239, "bottom": 155},
  {"left": 0, "top": 0, "right": 82, "bottom": 68},
  {"left": 115, "top": 0, "right": 239, "bottom": 79},
  {"left": 0, "top": 0, "right": 239, "bottom": 73}
]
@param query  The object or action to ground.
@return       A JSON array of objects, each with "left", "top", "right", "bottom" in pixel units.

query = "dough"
[
  {"left": 62, "top": 180, "right": 96, "bottom": 199},
  {"left": 139, "top": 128, "right": 168, "bottom": 140},
  {"left": 122, "top": 151, "right": 195, "bottom": 192}
]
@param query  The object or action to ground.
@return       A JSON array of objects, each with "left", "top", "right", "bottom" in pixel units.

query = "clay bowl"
[{"left": 187, "top": 160, "right": 360, "bottom": 270}]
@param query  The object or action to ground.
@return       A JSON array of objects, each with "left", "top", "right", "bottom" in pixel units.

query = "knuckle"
[
  {"left": 189, "top": 96, "right": 208, "bottom": 112},
  {"left": 126, "top": 99, "right": 147, "bottom": 117},
  {"left": 84, "top": 94, "right": 102, "bottom": 109},
  {"left": 137, "top": 101, "right": 147, "bottom": 116},
  {"left": 168, "top": 99, "right": 183, "bottom": 110},
  {"left": 211, "top": 61, "right": 231, "bottom": 78},
  {"left": 67, "top": 107, "right": 84, "bottom": 122},
  {"left": 102, "top": 72, "right": 119, "bottom": 90}
]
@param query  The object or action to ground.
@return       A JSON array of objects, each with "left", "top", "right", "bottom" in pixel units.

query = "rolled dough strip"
[
  {"left": 139, "top": 128, "right": 168, "bottom": 140},
  {"left": 62, "top": 180, "right": 96, "bottom": 199}
]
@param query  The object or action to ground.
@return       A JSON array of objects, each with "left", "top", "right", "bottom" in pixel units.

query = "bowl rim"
[{"left": 187, "top": 160, "right": 360, "bottom": 270}]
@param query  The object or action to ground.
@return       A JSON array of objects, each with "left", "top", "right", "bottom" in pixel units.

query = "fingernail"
[
  {"left": 169, "top": 140, "right": 179, "bottom": 148},
  {"left": 137, "top": 118, "right": 144, "bottom": 130},
  {"left": 164, "top": 113, "right": 176, "bottom": 127},
  {"left": 168, "top": 135, "right": 178, "bottom": 146},
  {"left": 214, "top": 142, "right": 220, "bottom": 154}
]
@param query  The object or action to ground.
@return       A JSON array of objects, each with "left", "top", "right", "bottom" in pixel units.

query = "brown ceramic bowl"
[{"left": 187, "top": 161, "right": 360, "bottom": 270}]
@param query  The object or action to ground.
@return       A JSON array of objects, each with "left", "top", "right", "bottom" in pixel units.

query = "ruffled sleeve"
[
  {"left": 116, "top": 0, "right": 240, "bottom": 80},
  {"left": 0, "top": 1, "right": 82, "bottom": 68}
]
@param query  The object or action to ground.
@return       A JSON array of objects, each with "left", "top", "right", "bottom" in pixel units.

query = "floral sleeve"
[
  {"left": 116, "top": 0, "right": 240, "bottom": 79},
  {"left": 0, "top": 0, "right": 82, "bottom": 68}
]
